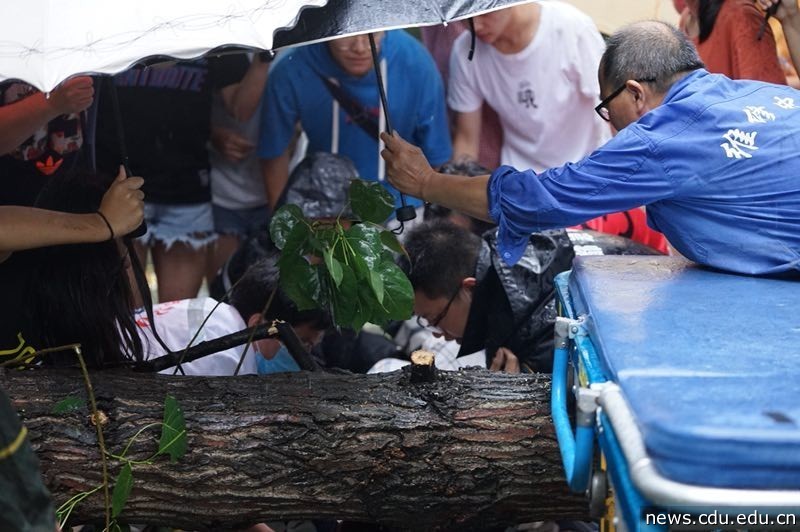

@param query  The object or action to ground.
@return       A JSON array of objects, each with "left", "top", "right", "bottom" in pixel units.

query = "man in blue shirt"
[
  {"left": 380, "top": 21, "right": 800, "bottom": 276},
  {"left": 259, "top": 31, "right": 452, "bottom": 211}
]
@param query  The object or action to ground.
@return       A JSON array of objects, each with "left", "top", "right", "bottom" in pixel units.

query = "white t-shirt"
[
  {"left": 135, "top": 297, "right": 260, "bottom": 376},
  {"left": 447, "top": 0, "right": 611, "bottom": 171}
]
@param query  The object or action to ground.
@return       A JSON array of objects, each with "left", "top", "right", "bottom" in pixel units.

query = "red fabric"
[
  {"left": 572, "top": 208, "right": 669, "bottom": 254},
  {"left": 695, "top": 0, "right": 786, "bottom": 84}
]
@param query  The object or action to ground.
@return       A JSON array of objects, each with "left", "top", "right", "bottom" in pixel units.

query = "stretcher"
[{"left": 550, "top": 256, "right": 800, "bottom": 531}]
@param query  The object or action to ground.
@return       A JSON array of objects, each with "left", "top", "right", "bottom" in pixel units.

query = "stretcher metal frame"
[{"left": 550, "top": 271, "right": 800, "bottom": 531}]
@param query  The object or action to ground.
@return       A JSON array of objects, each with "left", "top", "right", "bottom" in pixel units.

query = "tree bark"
[{"left": 2, "top": 367, "right": 587, "bottom": 530}]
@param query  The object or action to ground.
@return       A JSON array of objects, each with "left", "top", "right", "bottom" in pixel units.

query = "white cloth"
[
  {"left": 447, "top": 0, "right": 611, "bottom": 171},
  {"left": 135, "top": 297, "right": 259, "bottom": 376},
  {"left": 370, "top": 319, "right": 486, "bottom": 373}
]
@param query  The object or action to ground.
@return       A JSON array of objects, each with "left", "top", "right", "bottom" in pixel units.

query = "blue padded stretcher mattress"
[{"left": 567, "top": 256, "right": 800, "bottom": 489}]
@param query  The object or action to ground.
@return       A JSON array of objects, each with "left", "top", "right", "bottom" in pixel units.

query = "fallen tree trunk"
[{"left": 2, "top": 366, "right": 587, "bottom": 530}]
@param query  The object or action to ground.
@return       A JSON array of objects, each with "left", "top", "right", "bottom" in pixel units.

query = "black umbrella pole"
[{"left": 369, "top": 33, "right": 416, "bottom": 223}]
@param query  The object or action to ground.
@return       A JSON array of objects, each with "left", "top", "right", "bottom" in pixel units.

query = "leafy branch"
[
  {"left": 54, "top": 392, "right": 187, "bottom": 530},
  {"left": 270, "top": 180, "right": 413, "bottom": 330}
]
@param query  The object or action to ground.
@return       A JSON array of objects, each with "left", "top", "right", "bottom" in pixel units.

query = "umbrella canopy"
[
  {"left": 0, "top": 0, "right": 327, "bottom": 93},
  {"left": 273, "top": 0, "right": 536, "bottom": 49}
]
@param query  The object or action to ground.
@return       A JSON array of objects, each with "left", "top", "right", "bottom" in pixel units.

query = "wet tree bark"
[{"left": 2, "top": 367, "right": 587, "bottom": 531}]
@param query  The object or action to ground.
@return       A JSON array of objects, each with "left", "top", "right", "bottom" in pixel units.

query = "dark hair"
[
  {"left": 425, "top": 160, "right": 496, "bottom": 236},
  {"left": 697, "top": 0, "right": 725, "bottom": 43},
  {"left": 209, "top": 231, "right": 277, "bottom": 300},
  {"left": 30, "top": 171, "right": 143, "bottom": 369},
  {"left": 601, "top": 20, "right": 705, "bottom": 93},
  {"left": 229, "top": 251, "right": 331, "bottom": 330},
  {"left": 398, "top": 219, "right": 481, "bottom": 299}
]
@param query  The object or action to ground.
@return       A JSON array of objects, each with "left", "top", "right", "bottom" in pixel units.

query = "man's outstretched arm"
[{"left": 380, "top": 131, "right": 491, "bottom": 222}]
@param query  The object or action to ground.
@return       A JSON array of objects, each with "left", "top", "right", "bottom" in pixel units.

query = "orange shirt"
[{"left": 694, "top": 0, "right": 786, "bottom": 84}]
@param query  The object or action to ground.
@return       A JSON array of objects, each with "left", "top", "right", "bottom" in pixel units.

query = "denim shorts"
[
  {"left": 212, "top": 203, "right": 269, "bottom": 237},
  {"left": 140, "top": 202, "right": 216, "bottom": 250}
]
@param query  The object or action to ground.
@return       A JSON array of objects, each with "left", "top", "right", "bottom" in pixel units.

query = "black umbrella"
[{"left": 273, "top": 0, "right": 532, "bottom": 49}]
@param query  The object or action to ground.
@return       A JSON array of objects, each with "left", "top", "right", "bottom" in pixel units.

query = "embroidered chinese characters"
[
  {"left": 721, "top": 129, "right": 758, "bottom": 159},
  {"left": 743, "top": 106, "right": 775, "bottom": 123},
  {"left": 720, "top": 96, "right": 797, "bottom": 159},
  {"left": 773, "top": 96, "right": 798, "bottom": 110}
]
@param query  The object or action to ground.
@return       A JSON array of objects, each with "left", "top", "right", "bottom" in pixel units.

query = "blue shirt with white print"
[
  {"left": 489, "top": 70, "right": 800, "bottom": 275},
  {"left": 258, "top": 30, "right": 452, "bottom": 210}
]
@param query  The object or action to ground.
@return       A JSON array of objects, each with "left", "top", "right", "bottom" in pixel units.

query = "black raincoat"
[
  {"left": 458, "top": 229, "right": 574, "bottom": 373},
  {"left": 458, "top": 229, "right": 662, "bottom": 372}
]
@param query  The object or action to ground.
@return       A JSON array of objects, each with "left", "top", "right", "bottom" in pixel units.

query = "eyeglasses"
[
  {"left": 594, "top": 78, "right": 656, "bottom": 122},
  {"left": 416, "top": 287, "right": 460, "bottom": 334}
]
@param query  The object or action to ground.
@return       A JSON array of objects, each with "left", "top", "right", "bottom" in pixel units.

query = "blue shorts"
[
  {"left": 212, "top": 203, "right": 269, "bottom": 237},
  {"left": 140, "top": 202, "right": 216, "bottom": 250}
]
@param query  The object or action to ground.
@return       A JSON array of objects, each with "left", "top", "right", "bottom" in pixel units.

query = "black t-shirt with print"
[
  {"left": 0, "top": 82, "right": 89, "bottom": 207},
  {"left": 0, "top": 252, "right": 37, "bottom": 364},
  {"left": 95, "top": 55, "right": 249, "bottom": 205}
]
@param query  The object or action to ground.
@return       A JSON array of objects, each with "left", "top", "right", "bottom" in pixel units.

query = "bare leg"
[{"left": 152, "top": 240, "right": 208, "bottom": 302}]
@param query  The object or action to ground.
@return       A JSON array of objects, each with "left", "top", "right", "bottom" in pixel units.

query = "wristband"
[{"left": 96, "top": 211, "right": 115, "bottom": 241}]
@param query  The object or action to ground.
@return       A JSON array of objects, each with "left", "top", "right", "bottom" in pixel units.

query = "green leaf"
[
  {"left": 278, "top": 255, "right": 323, "bottom": 310},
  {"left": 111, "top": 463, "right": 133, "bottom": 518},
  {"left": 349, "top": 180, "right": 395, "bottom": 224},
  {"left": 52, "top": 396, "right": 85, "bottom": 414},
  {"left": 269, "top": 204, "right": 306, "bottom": 249},
  {"left": 323, "top": 247, "right": 344, "bottom": 287},
  {"left": 375, "top": 261, "right": 414, "bottom": 321},
  {"left": 344, "top": 223, "right": 383, "bottom": 269},
  {"left": 157, "top": 395, "right": 187, "bottom": 463},
  {"left": 309, "top": 225, "right": 340, "bottom": 254},
  {"left": 281, "top": 220, "right": 312, "bottom": 258},
  {"left": 380, "top": 230, "right": 406, "bottom": 257},
  {"left": 330, "top": 264, "right": 360, "bottom": 328},
  {"left": 369, "top": 270, "right": 384, "bottom": 305}
]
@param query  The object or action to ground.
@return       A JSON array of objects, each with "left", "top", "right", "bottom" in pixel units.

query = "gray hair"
[{"left": 601, "top": 20, "right": 704, "bottom": 94}]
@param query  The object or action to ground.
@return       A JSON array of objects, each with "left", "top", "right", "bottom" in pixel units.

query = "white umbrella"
[{"left": 0, "top": 0, "right": 327, "bottom": 93}]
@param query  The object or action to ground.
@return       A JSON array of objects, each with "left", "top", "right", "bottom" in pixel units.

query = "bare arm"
[
  {"left": 0, "top": 76, "right": 94, "bottom": 155},
  {"left": 219, "top": 56, "right": 270, "bottom": 123},
  {"left": 451, "top": 108, "right": 482, "bottom": 162},
  {"left": 261, "top": 150, "right": 291, "bottom": 211},
  {"left": 0, "top": 167, "right": 144, "bottom": 262},
  {"left": 758, "top": 0, "right": 800, "bottom": 74},
  {"left": 380, "top": 132, "right": 491, "bottom": 221},
  {"left": 210, "top": 126, "right": 255, "bottom": 162}
]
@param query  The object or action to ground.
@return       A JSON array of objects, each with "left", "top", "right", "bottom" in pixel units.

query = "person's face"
[
  {"left": 597, "top": 75, "right": 643, "bottom": 133},
  {"left": 328, "top": 32, "right": 384, "bottom": 77},
  {"left": 470, "top": 9, "right": 514, "bottom": 45},
  {"left": 413, "top": 283, "right": 473, "bottom": 343}
]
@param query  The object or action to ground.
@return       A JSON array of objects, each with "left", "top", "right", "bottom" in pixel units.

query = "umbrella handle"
[
  {"left": 106, "top": 76, "right": 147, "bottom": 238},
  {"left": 368, "top": 33, "right": 416, "bottom": 224}
]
